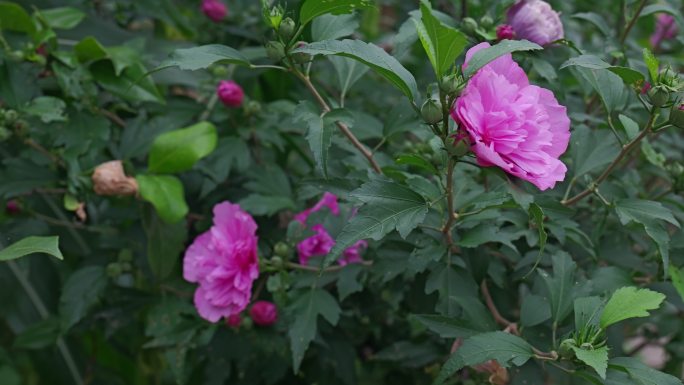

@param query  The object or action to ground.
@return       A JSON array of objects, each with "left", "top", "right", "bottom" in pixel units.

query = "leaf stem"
[{"left": 562, "top": 113, "right": 656, "bottom": 206}]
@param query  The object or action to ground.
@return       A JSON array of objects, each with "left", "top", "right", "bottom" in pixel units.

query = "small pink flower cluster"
[{"left": 295, "top": 192, "right": 368, "bottom": 266}]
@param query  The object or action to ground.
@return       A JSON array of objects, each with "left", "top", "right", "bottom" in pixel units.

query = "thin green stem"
[
  {"left": 619, "top": 0, "right": 648, "bottom": 46},
  {"left": 41, "top": 194, "right": 91, "bottom": 254}
]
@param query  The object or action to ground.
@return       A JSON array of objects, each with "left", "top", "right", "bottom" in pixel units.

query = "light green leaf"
[
  {"left": 323, "top": 179, "right": 428, "bottom": 268},
  {"left": 609, "top": 357, "right": 682, "bottom": 385},
  {"left": 312, "top": 14, "right": 358, "bottom": 41},
  {"left": 60, "top": 266, "right": 107, "bottom": 330},
  {"left": 142, "top": 206, "right": 187, "bottom": 280},
  {"left": 238, "top": 194, "right": 295, "bottom": 216},
  {"left": 293, "top": 39, "right": 419, "bottom": 101},
  {"left": 618, "top": 114, "right": 640, "bottom": 140},
  {"left": 288, "top": 289, "right": 341, "bottom": 372},
  {"left": 91, "top": 61, "right": 164, "bottom": 104},
  {"left": 299, "top": 0, "right": 374, "bottom": 26},
  {"left": 414, "top": 0, "right": 467, "bottom": 77},
  {"left": 148, "top": 122, "right": 217, "bottom": 173},
  {"left": 0, "top": 236, "right": 63, "bottom": 261},
  {"left": 40, "top": 7, "right": 86, "bottom": 30},
  {"left": 137, "top": 175, "right": 189, "bottom": 224},
  {"left": 573, "top": 346, "right": 609, "bottom": 379},
  {"left": 435, "top": 332, "right": 534, "bottom": 385},
  {"left": 22, "top": 96, "right": 67, "bottom": 123},
  {"left": 642, "top": 48, "right": 659, "bottom": 83},
  {"left": 669, "top": 265, "right": 684, "bottom": 303},
  {"left": 463, "top": 39, "right": 542, "bottom": 78},
  {"left": 0, "top": 2, "right": 35, "bottom": 34},
  {"left": 158, "top": 44, "right": 250, "bottom": 71},
  {"left": 410, "top": 314, "right": 481, "bottom": 339},
  {"left": 600, "top": 287, "right": 666, "bottom": 328},
  {"left": 538, "top": 253, "right": 576, "bottom": 323}
]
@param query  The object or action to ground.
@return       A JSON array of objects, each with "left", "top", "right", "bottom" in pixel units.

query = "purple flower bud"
[
  {"left": 249, "top": 301, "right": 278, "bottom": 326},
  {"left": 506, "top": 0, "right": 564, "bottom": 46},
  {"left": 496, "top": 24, "right": 516, "bottom": 41},
  {"left": 5, "top": 200, "right": 20, "bottom": 215},
  {"left": 201, "top": 0, "right": 227, "bottom": 23},
  {"left": 650, "top": 14, "right": 678, "bottom": 48},
  {"left": 217, "top": 80, "right": 244, "bottom": 108}
]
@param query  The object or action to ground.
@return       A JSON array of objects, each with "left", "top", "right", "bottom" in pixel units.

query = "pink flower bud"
[
  {"left": 5, "top": 200, "right": 20, "bottom": 215},
  {"left": 201, "top": 0, "right": 227, "bottom": 23},
  {"left": 249, "top": 301, "right": 278, "bottom": 326},
  {"left": 641, "top": 81, "right": 652, "bottom": 95},
  {"left": 217, "top": 80, "right": 244, "bottom": 108},
  {"left": 496, "top": 24, "right": 516, "bottom": 40},
  {"left": 506, "top": 0, "right": 564, "bottom": 46},
  {"left": 225, "top": 314, "right": 241, "bottom": 328}
]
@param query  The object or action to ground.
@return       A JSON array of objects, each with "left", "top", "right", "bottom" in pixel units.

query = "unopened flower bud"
[
  {"left": 421, "top": 99, "right": 443, "bottom": 124},
  {"left": 5, "top": 200, "right": 20, "bottom": 215},
  {"left": 462, "top": 17, "right": 478, "bottom": 34},
  {"left": 249, "top": 300, "right": 278, "bottom": 326},
  {"left": 270, "top": 256, "right": 284, "bottom": 268},
  {"left": 267, "top": 6, "right": 284, "bottom": 29},
  {"left": 0, "top": 126, "right": 10, "bottom": 142},
  {"left": 648, "top": 86, "right": 670, "bottom": 108},
  {"left": 439, "top": 74, "right": 462, "bottom": 95},
  {"left": 265, "top": 41, "right": 286, "bottom": 62},
  {"left": 479, "top": 15, "right": 494, "bottom": 29},
  {"left": 278, "top": 18, "right": 296, "bottom": 42},
  {"left": 92, "top": 160, "right": 139, "bottom": 196},
  {"left": 274, "top": 242, "right": 290, "bottom": 257},
  {"left": 211, "top": 65, "right": 229, "bottom": 77},
  {"left": 670, "top": 103, "right": 684, "bottom": 129},
  {"left": 201, "top": 0, "right": 227, "bottom": 23},
  {"left": 4, "top": 110, "right": 18, "bottom": 124},
  {"left": 244, "top": 100, "right": 261, "bottom": 116},
  {"left": 217, "top": 80, "right": 244, "bottom": 107},
  {"left": 496, "top": 24, "right": 516, "bottom": 40}
]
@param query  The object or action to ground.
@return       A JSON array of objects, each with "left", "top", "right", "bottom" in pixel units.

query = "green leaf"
[
  {"left": 520, "top": 294, "right": 551, "bottom": 327},
  {"left": 529, "top": 203, "right": 547, "bottom": 258},
  {"left": 299, "top": 0, "right": 374, "bottom": 26},
  {"left": 40, "top": 7, "right": 86, "bottom": 30},
  {"left": 13, "top": 318, "right": 61, "bottom": 349},
  {"left": 288, "top": 289, "right": 341, "bottom": 372},
  {"left": 463, "top": 39, "right": 542, "bottom": 78},
  {"left": 561, "top": 55, "right": 644, "bottom": 85},
  {"left": 600, "top": 287, "right": 665, "bottom": 328},
  {"left": 414, "top": 0, "right": 467, "bottom": 77},
  {"left": 323, "top": 179, "right": 428, "bottom": 268},
  {"left": 574, "top": 67, "right": 627, "bottom": 113},
  {"left": 618, "top": 114, "right": 640, "bottom": 140},
  {"left": 614, "top": 199, "right": 680, "bottom": 272},
  {"left": 329, "top": 56, "right": 369, "bottom": 98},
  {"left": 239, "top": 194, "right": 295, "bottom": 216},
  {"left": 669, "top": 265, "right": 684, "bottom": 303},
  {"left": 570, "top": 125, "right": 620, "bottom": 178},
  {"left": 158, "top": 44, "right": 251, "bottom": 71},
  {"left": 294, "top": 101, "right": 333, "bottom": 177},
  {"left": 293, "top": 39, "right": 419, "bottom": 101},
  {"left": 538, "top": 253, "right": 576, "bottom": 324},
  {"left": 609, "top": 357, "right": 682, "bottom": 385},
  {"left": 435, "top": 332, "right": 534, "bottom": 385},
  {"left": 336, "top": 264, "right": 364, "bottom": 301},
  {"left": 312, "top": 14, "right": 359, "bottom": 41},
  {"left": 640, "top": 4, "right": 684, "bottom": 25},
  {"left": 411, "top": 314, "right": 480, "bottom": 338},
  {"left": 642, "top": 48, "right": 659, "bottom": 83},
  {"left": 573, "top": 346, "right": 609, "bottom": 379},
  {"left": 74, "top": 36, "right": 109, "bottom": 62},
  {"left": 396, "top": 154, "right": 438, "bottom": 174},
  {"left": 59, "top": 266, "right": 107, "bottom": 330},
  {"left": 90, "top": 61, "right": 164, "bottom": 104},
  {"left": 574, "top": 296, "right": 603, "bottom": 331},
  {"left": 148, "top": 121, "right": 217, "bottom": 173},
  {"left": 0, "top": 236, "right": 63, "bottom": 261},
  {"left": 142, "top": 206, "right": 187, "bottom": 280},
  {"left": 571, "top": 12, "right": 611, "bottom": 36},
  {"left": 22, "top": 96, "right": 67, "bottom": 123},
  {"left": 0, "top": 2, "right": 35, "bottom": 34},
  {"left": 137, "top": 175, "right": 189, "bottom": 224}
]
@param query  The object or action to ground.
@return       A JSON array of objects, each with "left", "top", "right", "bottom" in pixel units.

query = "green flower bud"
[
  {"left": 421, "top": 99, "right": 443, "bottom": 124},
  {"left": 648, "top": 86, "right": 669, "bottom": 108},
  {"left": 244, "top": 100, "right": 262, "bottom": 115},
  {"left": 270, "top": 256, "right": 283, "bottom": 268},
  {"left": 211, "top": 65, "right": 229, "bottom": 77},
  {"left": 267, "top": 6, "right": 284, "bottom": 29},
  {"left": 670, "top": 103, "right": 684, "bottom": 129},
  {"left": 439, "top": 74, "right": 461, "bottom": 95},
  {"left": 106, "top": 262, "right": 122, "bottom": 278},
  {"left": 265, "top": 41, "right": 286, "bottom": 62},
  {"left": 446, "top": 134, "right": 470, "bottom": 157},
  {"left": 659, "top": 67, "right": 681, "bottom": 90},
  {"left": 4, "top": 110, "right": 18, "bottom": 124},
  {"left": 274, "top": 242, "right": 290, "bottom": 258},
  {"left": 462, "top": 17, "right": 478, "bottom": 34},
  {"left": 279, "top": 17, "right": 296, "bottom": 42},
  {"left": 479, "top": 15, "right": 494, "bottom": 29},
  {"left": 558, "top": 338, "right": 576, "bottom": 359}
]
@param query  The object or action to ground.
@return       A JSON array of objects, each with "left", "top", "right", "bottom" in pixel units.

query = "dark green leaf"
[
  {"left": 0, "top": 236, "right": 63, "bottom": 261},
  {"left": 148, "top": 121, "right": 218, "bottom": 173},
  {"left": 561, "top": 55, "right": 643, "bottom": 85},
  {"left": 570, "top": 125, "right": 620, "bottom": 178},
  {"left": 137, "top": 175, "right": 189, "bottom": 224},
  {"left": 538, "top": 253, "right": 576, "bottom": 324},
  {"left": 396, "top": 154, "right": 438, "bottom": 174},
  {"left": 609, "top": 357, "right": 682, "bottom": 385},
  {"left": 463, "top": 39, "right": 542, "bottom": 78},
  {"left": 13, "top": 318, "right": 60, "bottom": 349},
  {"left": 571, "top": 13, "right": 611, "bottom": 36},
  {"left": 142, "top": 206, "right": 187, "bottom": 281},
  {"left": 21, "top": 96, "right": 67, "bottom": 123},
  {"left": 40, "top": 7, "right": 86, "bottom": 30},
  {"left": 574, "top": 296, "right": 603, "bottom": 331},
  {"left": 0, "top": 2, "right": 35, "bottom": 34},
  {"left": 59, "top": 266, "right": 107, "bottom": 330},
  {"left": 411, "top": 314, "right": 480, "bottom": 338},
  {"left": 520, "top": 294, "right": 551, "bottom": 327},
  {"left": 294, "top": 101, "right": 333, "bottom": 177},
  {"left": 574, "top": 67, "right": 628, "bottom": 112},
  {"left": 91, "top": 61, "right": 164, "bottom": 104},
  {"left": 669, "top": 265, "right": 684, "bottom": 303},
  {"left": 600, "top": 287, "right": 665, "bottom": 328},
  {"left": 299, "top": 0, "right": 374, "bottom": 26},
  {"left": 158, "top": 44, "right": 250, "bottom": 71},
  {"left": 312, "top": 14, "right": 358, "bottom": 41}
]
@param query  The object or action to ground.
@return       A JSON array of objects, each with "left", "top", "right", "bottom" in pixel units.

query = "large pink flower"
[
  {"left": 183, "top": 202, "right": 259, "bottom": 323},
  {"left": 296, "top": 224, "right": 335, "bottom": 265},
  {"left": 293, "top": 192, "right": 339, "bottom": 224},
  {"left": 451, "top": 42, "right": 570, "bottom": 190}
]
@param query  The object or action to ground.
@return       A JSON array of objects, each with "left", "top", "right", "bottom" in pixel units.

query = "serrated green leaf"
[
  {"left": 463, "top": 39, "right": 542, "bottom": 78},
  {"left": 158, "top": 44, "right": 250, "bottom": 71},
  {"left": 60, "top": 266, "right": 107, "bottom": 330},
  {"left": 539, "top": 253, "right": 576, "bottom": 324},
  {"left": 292, "top": 39, "right": 419, "bottom": 101},
  {"left": 294, "top": 101, "right": 333, "bottom": 177},
  {"left": 414, "top": 0, "right": 467, "bottom": 77},
  {"left": 570, "top": 125, "right": 620, "bottom": 178},
  {"left": 323, "top": 179, "right": 428, "bottom": 269},
  {"left": 573, "top": 346, "right": 609, "bottom": 379},
  {"left": 600, "top": 287, "right": 666, "bottom": 328},
  {"left": 148, "top": 121, "right": 217, "bottom": 173},
  {"left": 669, "top": 265, "right": 684, "bottom": 303},
  {"left": 137, "top": 175, "right": 189, "bottom": 224},
  {"left": 22, "top": 96, "right": 67, "bottom": 123},
  {"left": 299, "top": 0, "right": 374, "bottom": 26},
  {"left": 642, "top": 48, "right": 659, "bottom": 83},
  {"left": 0, "top": 236, "right": 63, "bottom": 261}
]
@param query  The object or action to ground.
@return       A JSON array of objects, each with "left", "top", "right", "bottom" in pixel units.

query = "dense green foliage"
[{"left": 1, "top": 0, "right": 684, "bottom": 384}]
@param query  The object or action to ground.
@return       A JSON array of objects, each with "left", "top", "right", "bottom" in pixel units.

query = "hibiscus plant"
[{"left": 1, "top": 0, "right": 684, "bottom": 384}]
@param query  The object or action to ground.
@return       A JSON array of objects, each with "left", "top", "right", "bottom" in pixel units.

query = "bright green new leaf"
[
  {"left": 463, "top": 39, "right": 542, "bottom": 78},
  {"left": 148, "top": 122, "right": 218, "bottom": 173},
  {"left": 22, "top": 96, "right": 67, "bottom": 123},
  {"left": 40, "top": 7, "right": 86, "bottom": 29},
  {"left": 0, "top": 236, "right": 63, "bottom": 261},
  {"left": 137, "top": 175, "right": 189, "bottom": 224},
  {"left": 292, "top": 39, "right": 419, "bottom": 101},
  {"left": 642, "top": 48, "right": 659, "bottom": 83},
  {"left": 573, "top": 346, "right": 609, "bottom": 379},
  {"left": 299, "top": 0, "right": 374, "bottom": 26},
  {"left": 158, "top": 44, "right": 251, "bottom": 71},
  {"left": 414, "top": 0, "right": 466, "bottom": 77},
  {"left": 600, "top": 287, "right": 666, "bottom": 328}
]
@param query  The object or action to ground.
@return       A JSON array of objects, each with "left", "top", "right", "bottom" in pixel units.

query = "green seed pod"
[
  {"left": 648, "top": 86, "right": 670, "bottom": 108},
  {"left": 479, "top": 15, "right": 494, "bottom": 29},
  {"left": 559, "top": 338, "right": 576, "bottom": 359},
  {"left": 278, "top": 17, "right": 296, "bottom": 42},
  {"left": 670, "top": 103, "right": 684, "bottom": 129},
  {"left": 462, "top": 17, "right": 478, "bottom": 34},
  {"left": 244, "top": 100, "right": 262, "bottom": 115},
  {"left": 211, "top": 65, "right": 229, "bottom": 77},
  {"left": 421, "top": 99, "right": 443, "bottom": 125},
  {"left": 265, "top": 41, "right": 286, "bottom": 62},
  {"left": 274, "top": 242, "right": 290, "bottom": 258}
]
